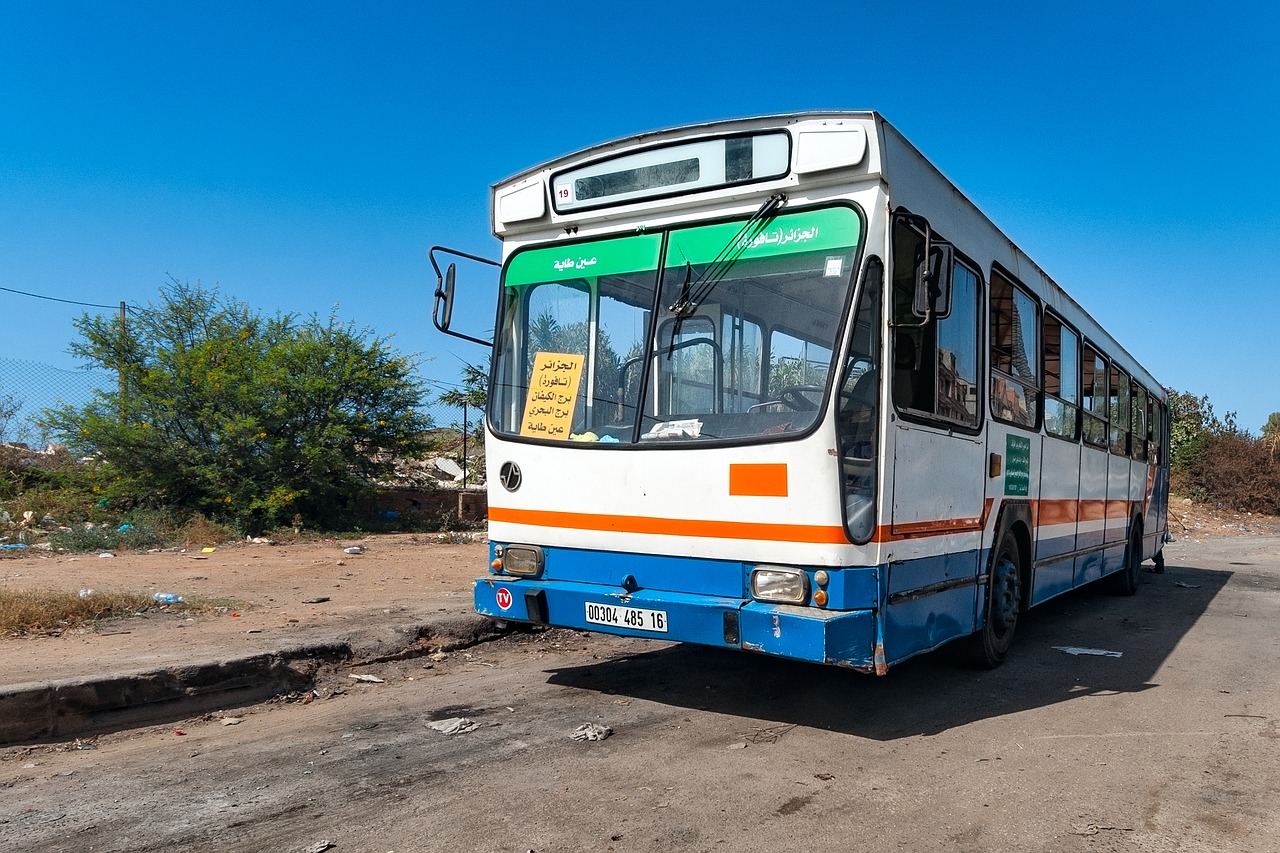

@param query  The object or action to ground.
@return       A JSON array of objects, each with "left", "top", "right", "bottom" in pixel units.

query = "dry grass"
[
  {"left": 174, "top": 513, "right": 239, "bottom": 547},
  {"left": 0, "top": 588, "right": 237, "bottom": 636}
]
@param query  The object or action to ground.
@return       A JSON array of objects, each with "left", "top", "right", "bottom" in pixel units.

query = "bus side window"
[
  {"left": 890, "top": 217, "right": 980, "bottom": 428},
  {"left": 1132, "top": 383, "right": 1149, "bottom": 462},
  {"left": 1081, "top": 344, "right": 1108, "bottom": 447},
  {"left": 1043, "top": 313, "right": 1080, "bottom": 440},
  {"left": 1149, "top": 397, "right": 1166, "bottom": 465},
  {"left": 1109, "top": 364, "right": 1131, "bottom": 456},
  {"left": 989, "top": 269, "right": 1040, "bottom": 429}
]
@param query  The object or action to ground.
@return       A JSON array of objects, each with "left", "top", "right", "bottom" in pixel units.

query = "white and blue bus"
[{"left": 432, "top": 112, "right": 1169, "bottom": 673}]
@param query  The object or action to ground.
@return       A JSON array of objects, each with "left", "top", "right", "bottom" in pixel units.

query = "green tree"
[
  {"left": 438, "top": 361, "right": 488, "bottom": 410},
  {"left": 40, "top": 280, "right": 433, "bottom": 532},
  {"left": 1166, "top": 387, "right": 1239, "bottom": 474},
  {"left": 1264, "top": 412, "right": 1280, "bottom": 460}
]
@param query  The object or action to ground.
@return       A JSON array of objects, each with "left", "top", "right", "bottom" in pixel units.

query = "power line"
[{"left": 0, "top": 285, "right": 121, "bottom": 311}]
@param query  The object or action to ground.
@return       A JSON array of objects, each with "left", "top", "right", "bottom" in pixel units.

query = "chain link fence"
[
  {"left": 0, "top": 357, "right": 484, "bottom": 487},
  {"left": 0, "top": 359, "right": 113, "bottom": 446}
]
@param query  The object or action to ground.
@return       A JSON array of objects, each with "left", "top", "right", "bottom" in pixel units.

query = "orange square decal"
[{"left": 729, "top": 463, "right": 788, "bottom": 497}]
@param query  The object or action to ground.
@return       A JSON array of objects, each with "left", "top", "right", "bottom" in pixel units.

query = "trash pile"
[
  {"left": 0, "top": 441, "right": 72, "bottom": 473},
  {"left": 0, "top": 507, "right": 62, "bottom": 552}
]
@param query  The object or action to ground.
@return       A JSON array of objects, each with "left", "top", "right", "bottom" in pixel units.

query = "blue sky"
[{"left": 2, "top": 1, "right": 1278, "bottom": 431}]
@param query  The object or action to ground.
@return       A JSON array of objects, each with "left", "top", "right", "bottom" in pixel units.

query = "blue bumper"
[{"left": 475, "top": 576, "right": 877, "bottom": 671}]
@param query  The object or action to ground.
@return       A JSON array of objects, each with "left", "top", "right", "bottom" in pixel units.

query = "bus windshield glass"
[{"left": 490, "top": 206, "right": 862, "bottom": 444}]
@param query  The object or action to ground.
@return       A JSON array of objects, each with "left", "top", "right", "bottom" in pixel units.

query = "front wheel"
[{"left": 969, "top": 531, "right": 1022, "bottom": 668}]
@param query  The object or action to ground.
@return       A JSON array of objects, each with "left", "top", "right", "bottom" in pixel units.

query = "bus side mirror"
[
  {"left": 427, "top": 245, "right": 497, "bottom": 348},
  {"left": 913, "top": 243, "right": 953, "bottom": 320},
  {"left": 435, "top": 263, "right": 457, "bottom": 331}
]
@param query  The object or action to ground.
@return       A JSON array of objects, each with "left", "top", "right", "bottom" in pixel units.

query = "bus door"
[
  {"left": 986, "top": 270, "right": 1047, "bottom": 603},
  {"left": 885, "top": 218, "right": 985, "bottom": 658},
  {"left": 1032, "top": 313, "right": 1083, "bottom": 603},
  {"left": 1105, "top": 364, "right": 1136, "bottom": 572},
  {"left": 1076, "top": 344, "right": 1110, "bottom": 585}
]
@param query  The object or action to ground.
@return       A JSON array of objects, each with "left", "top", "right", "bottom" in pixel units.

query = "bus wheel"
[
  {"left": 1109, "top": 523, "right": 1142, "bottom": 596},
  {"left": 970, "top": 532, "right": 1021, "bottom": 668}
]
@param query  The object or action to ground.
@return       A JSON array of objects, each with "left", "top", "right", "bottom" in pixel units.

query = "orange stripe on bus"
[
  {"left": 1036, "top": 499, "right": 1079, "bottom": 525},
  {"left": 1077, "top": 499, "right": 1108, "bottom": 522},
  {"left": 492, "top": 497, "right": 1143, "bottom": 547},
  {"left": 728, "top": 463, "right": 788, "bottom": 497},
  {"left": 878, "top": 498, "right": 994, "bottom": 542},
  {"left": 488, "top": 506, "right": 849, "bottom": 544}
]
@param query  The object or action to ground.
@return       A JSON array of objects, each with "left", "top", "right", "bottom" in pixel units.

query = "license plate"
[{"left": 584, "top": 601, "right": 668, "bottom": 633}]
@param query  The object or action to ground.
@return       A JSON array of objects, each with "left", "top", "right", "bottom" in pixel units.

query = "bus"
[{"left": 431, "top": 112, "right": 1169, "bottom": 674}]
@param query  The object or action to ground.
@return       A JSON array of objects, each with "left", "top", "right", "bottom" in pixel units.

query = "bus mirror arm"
[
  {"left": 891, "top": 211, "right": 954, "bottom": 327},
  {"left": 428, "top": 245, "right": 499, "bottom": 348}
]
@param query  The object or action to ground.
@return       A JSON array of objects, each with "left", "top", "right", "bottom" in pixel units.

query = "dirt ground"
[
  {"left": 0, "top": 534, "right": 489, "bottom": 685},
  {"left": 1166, "top": 499, "right": 1280, "bottom": 539}
]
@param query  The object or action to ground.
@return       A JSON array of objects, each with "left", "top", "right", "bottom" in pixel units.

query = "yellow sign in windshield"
[{"left": 519, "top": 352, "right": 585, "bottom": 439}]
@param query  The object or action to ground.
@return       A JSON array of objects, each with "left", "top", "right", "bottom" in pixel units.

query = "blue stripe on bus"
[{"left": 535, "top": 545, "right": 746, "bottom": 598}]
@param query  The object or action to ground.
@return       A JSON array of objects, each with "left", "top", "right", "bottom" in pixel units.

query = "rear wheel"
[
  {"left": 970, "top": 531, "right": 1022, "bottom": 668},
  {"left": 1109, "top": 522, "right": 1142, "bottom": 596}
]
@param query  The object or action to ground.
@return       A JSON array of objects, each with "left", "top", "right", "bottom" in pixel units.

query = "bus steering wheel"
[{"left": 776, "top": 385, "right": 823, "bottom": 412}]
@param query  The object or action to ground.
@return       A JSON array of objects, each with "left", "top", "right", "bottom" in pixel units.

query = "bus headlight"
[
  {"left": 750, "top": 567, "right": 808, "bottom": 604},
  {"left": 500, "top": 545, "right": 544, "bottom": 577}
]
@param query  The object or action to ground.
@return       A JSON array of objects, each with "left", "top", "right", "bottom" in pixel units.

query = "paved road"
[{"left": 3, "top": 537, "right": 1279, "bottom": 852}]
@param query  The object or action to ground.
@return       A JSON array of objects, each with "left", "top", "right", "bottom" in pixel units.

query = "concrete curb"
[{"left": 0, "top": 613, "right": 512, "bottom": 745}]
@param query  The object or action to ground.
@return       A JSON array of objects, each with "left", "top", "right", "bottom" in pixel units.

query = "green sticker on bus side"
[
  {"left": 666, "top": 207, "right": 860, "bottom": 267},
  {"left": 1004, "top": 434, "right": 1032, "bottom": 496},
  {"left": 504, "top": 233, "right": 663, "bottom": 288}
]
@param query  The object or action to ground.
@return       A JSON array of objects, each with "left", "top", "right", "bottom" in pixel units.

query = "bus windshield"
[{"left": 490, "top": 206, "right": 862, "bottom": 444}]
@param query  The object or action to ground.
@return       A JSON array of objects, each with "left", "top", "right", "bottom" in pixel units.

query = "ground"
[
  {"left": 0, "top": 533, "right": 487, "bottom": 685},
  {"left": 1166, "top": 499, "right": 1280, "bottom": 539}
]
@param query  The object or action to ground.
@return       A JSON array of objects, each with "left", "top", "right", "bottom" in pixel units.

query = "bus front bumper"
[{"left": 475, "top": 576, "right": 877, "bottom": 671}]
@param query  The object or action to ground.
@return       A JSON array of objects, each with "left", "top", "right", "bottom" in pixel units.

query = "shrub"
[
  {"left": 39, "top": 279, "right": 436, "bottom": 533},
  {"left": 1187, "top": 433, "right": 1280, "bottom": 515}
]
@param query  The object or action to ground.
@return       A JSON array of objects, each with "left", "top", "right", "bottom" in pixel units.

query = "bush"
[
  {"left": 47, "top": 519, "right": 164, "bottom": 552},
  {"left": 40, "top": 279, "right": 436, "bottom": 533},
  {"left": 1187, "top": 433, "right": 1280, "bottom": 515}
]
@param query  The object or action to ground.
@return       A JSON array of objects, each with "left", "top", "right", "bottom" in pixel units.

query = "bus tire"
[
  {"left": 969, "top": 530, "right": 1022, "bottom": 669},
  {"left": 1109, "top": 521, "right": 1142, "bottom": 596}
]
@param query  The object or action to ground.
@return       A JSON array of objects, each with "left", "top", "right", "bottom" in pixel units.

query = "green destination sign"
[
  {"left": 504, "top": 233, "right": 663, "bottom": 288},
  {"left": 1004, "top": 433, "right": 1031, "bottom": 497},
  {"left": 666, "top": 207, "right": 860, "bottom": 267}
]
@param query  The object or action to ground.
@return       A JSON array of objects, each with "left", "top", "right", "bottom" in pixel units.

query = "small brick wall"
[{"left": 367, "top": 488, "right": 487, "bottom": 523}]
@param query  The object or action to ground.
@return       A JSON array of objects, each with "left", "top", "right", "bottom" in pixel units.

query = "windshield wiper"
[
  {"left": 668, "top": 193, "right": 786, "bottom": 319},
  {"left": 666, "top": 193, "right": 786, "bottom": 358}
]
